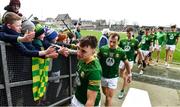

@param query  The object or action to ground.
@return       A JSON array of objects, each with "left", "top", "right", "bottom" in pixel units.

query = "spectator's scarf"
[{"left": 32, "top": 39, "right": 50, "bottom": 101}]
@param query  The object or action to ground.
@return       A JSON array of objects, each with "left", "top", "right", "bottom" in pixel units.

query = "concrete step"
[{"left": 132, "top": 63, "right": 180, "bottom": 89}]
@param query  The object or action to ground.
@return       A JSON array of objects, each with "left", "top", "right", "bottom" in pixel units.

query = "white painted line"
[
  {"left": 133, "top": 72, "right": 180, "bottom": 83},
  {"left": 122, "top": 88, "right": 152, "bottom": 107},
  {"left": 152, "top": 64, "right": 180, "bottom": 70}
]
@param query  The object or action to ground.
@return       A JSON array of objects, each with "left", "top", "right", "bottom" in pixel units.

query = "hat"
[
  {"left": 35, "top": 24, "right": 44, "bottom": 37},
  {"left": 9, "top": 0, "right": 21, "bottom": 7},
  {"left": 102, "top": 28, "right": 110, "bottom": 35},
  {"left": 45, "top": 29, "right": 58, "bottom": 41},
  {"left": 21, "top": 20, "right": 35, "bottom": 34}
]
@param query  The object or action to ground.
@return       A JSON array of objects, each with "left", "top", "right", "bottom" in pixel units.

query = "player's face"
[
  {"left": 127, "top": 31, "right": 133, "bottom": 38},
  {"left": 158, "top": 29, "right": 162, "bottom": 32},
  {"left": 145, "top": 30, "right": 150, "bottom": 36},
  {"left": 109, "top": 36, "right": 118, "bottom": 49},
  {"left": 171, "top": 27, "right": 176, "bottom": 32},
  {"left": 77, "top": 44, "right": 95, "bottom": 61}
]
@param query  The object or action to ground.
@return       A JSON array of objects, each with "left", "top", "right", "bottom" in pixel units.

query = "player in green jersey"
[
  {"left": 71, "top": 36, "right": 102, "bottom": 106},
  {"left": 154, "top": 27, "right": 166, "bottom": 64},
  {"left": 140, "top": 28, "right": 153, "bottom": 68},
  {"left": 98, "top": 33, "right": 132, "bottom": 106},
  {"left": 148, "top": 27, "right": 156, "bottom": 64},
  {"left": 118, "top": 27, "right": 144, "bottom": 99},
  {"left": 165, "top": 25, "right": 180, "bottom": 68}
]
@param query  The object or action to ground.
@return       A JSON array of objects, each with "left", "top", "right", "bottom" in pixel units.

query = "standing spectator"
[
  {"left": 2, "top": 0, "right": 23, "bottom": 23},
  {"left": 98, "top": 33, "right": 131, "bottom": 106},
  {"left": 165, "top": 25, "right": 180, "bottom": 68},
  {"left": 0, "top": 20, "right": 34, "bottom": 43},
  {"left": 71, "top": 36, "right": 102, "bottom": 106},
  {"left": 74, "top": 22, "right": 82, "bottom": 40},
  {"left": 2, "top": 12, "right": 56, "bottom": 57},
  {"left": 57, "top": 33, "right": 68, "bottom": 43},
  {"left": 98, "top": 28, "right": 110, "bottom": 48}
]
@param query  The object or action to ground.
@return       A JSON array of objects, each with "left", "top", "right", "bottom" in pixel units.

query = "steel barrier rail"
[{"left": 0, "top": 40, "right": 78, "bottom": 106}]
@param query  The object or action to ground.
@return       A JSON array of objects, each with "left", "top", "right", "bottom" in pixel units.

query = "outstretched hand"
[
  {"left": 45, "top": 51, "right": 59, "bottom": 58},
  {"left": 21, "top": 30, "right": 35, "bottom": 42},
  {"left": 45, "top": 46, "right": 56, "bottom": 54},
  {"left": 58, "top": 46, "right": 69, "bottom": 57}
]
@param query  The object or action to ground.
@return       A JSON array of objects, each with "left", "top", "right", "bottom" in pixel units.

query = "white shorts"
[
  {"left": 141, "top": 50, "right": 150, "bottom": 56},
  {"left": 154, "top": 45, "right": 161, "bottom": 51},
  {"left": 151, "top": 46, "right": 155, "bottom": 52},
  {"left": 101, "top": 77, "right": 118, "bottom": 89},
  {"left": 119, "top": 61, "right": 134, "bottom": 70},
  {"left": 166, "top": 45, "right": 176, "bottom": 51},
  {"left": 71, "top": 95, "right": 84, "bottom": 107},
  {"left": 71, "top": 95, "right": 101, "bottom": 107}
]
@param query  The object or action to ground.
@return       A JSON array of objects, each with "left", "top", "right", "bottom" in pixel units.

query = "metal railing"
[{"left": 0, "top": 41, "right": 77, "bottom": 106}]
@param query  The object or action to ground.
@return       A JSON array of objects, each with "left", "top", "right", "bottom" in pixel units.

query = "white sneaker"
[
  {"left": 138, "top": 64, "right": 142, "bottom": 68},
  {"left": 118, "top": 91, "right": 125, "bottom": 99},
  {"left": 166, "top": 64, "right": 170, "bottom": 68},
  {"left": 154, "top": 61, "right": 158, "bottom": 65},
  {"left": 165, "top": 62, "right": 168, "bottom": 66},
  {"left": 139, "top": 70, "right": 143, "bottom": 75}
]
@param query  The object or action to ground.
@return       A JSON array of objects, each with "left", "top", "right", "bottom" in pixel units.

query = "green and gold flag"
[{"left": 32, "top": 57, "right": 50, "bottom": 101}]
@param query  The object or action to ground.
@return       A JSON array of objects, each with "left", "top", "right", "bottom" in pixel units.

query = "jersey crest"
[{"left": 106, "top": 57, "right": 115, "bottom": 66}]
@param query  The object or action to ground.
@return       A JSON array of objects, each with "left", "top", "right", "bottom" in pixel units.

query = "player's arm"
[
  {"left": 175, "top": 33, "right": 180, "bottom": 45},
  {"left": 86, "top": 70, "right": 101, "bottom": 106},
  {"left": 86, "top": 90, "right": 97, "bottom": 106}
]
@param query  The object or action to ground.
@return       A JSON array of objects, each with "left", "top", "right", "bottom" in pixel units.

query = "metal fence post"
[
  {"left": 69, "top": 56, "right": 73, "bottom": 99},
  {"left": 0, "top": 41, "right": 12, "bottom": 106}
]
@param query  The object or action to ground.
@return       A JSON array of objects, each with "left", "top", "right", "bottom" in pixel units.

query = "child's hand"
[
  {"left": 58, "top": 47, "right": 69, "bottom": 57},
  {"left": 19, "top": 30, "right": 35, "bottom": 42},
  {"left": 45, "top": 51, "right": 59, "bottom": 58},
  {"left": 45, "top": 46, "right": 56, "bottom": 54}
]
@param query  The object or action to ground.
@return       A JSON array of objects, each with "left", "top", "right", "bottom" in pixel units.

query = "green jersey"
[
  {"left": 141, "top": 35, "right": 153, "bottom": 50},
  {"left": 75, "top": 59, "right": 102, "bottom": 106},
  {"left": 98, "top": 45, "right": 127, "bottom": 78},
  {"left": 75, "top": 31, "right": 81, "bottom": 39},
  {"left": 154, "top": 32, "right": 166, "bottom": 46},
  {"left": 166, "top": 32, "right": 180, "bottom": 45},
  {"left": 150, "top": 33, "right": 156, "bottom": 46},
  {"left": 119, "top": 38, "right": 139, "bottom": 61}
]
